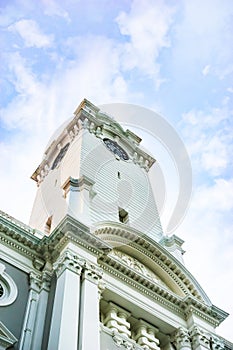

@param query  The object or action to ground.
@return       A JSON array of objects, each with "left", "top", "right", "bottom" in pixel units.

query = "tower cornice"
[{"left": 31, "top": 98, "right": 156, "bottom": 184}]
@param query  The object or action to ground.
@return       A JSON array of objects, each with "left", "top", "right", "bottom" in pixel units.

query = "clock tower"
[
  {"left": 30, "top": 99, "right": 163, "bottom": 242},
  {"left": 0, "top": 98, "right": 231, "bottom": 350}
]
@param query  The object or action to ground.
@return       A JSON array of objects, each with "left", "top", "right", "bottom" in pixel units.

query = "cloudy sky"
[{"left": 0, "top": 0, "right": 233, "bottom": 341}]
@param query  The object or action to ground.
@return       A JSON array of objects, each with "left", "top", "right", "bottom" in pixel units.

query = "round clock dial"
[
  {"left": 51, "top": 143, "right": 70, "bottom": 170},
  {"left": 103, "top": 138, "right": 129, "bottom": 160}
]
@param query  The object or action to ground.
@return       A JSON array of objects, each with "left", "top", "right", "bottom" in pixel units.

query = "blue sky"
[{"left": 0, "top": 0, "right": 233, "bottom": 341}]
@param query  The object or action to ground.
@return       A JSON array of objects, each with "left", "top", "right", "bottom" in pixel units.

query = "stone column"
[
  {"left": 78, "top": 261, "right": 103, "bottom": 350},
  {"left": 19, "top": 273, "right": 41, "bottom": 350},
  {"left": 47, "top": 250, "right": 84, "bottom": 350},
  {"left": 31, "top": 266, "right": 52, "bottom": 350},
  {"left": 171, "top": 327, "right": 192, "bottom": 350}
]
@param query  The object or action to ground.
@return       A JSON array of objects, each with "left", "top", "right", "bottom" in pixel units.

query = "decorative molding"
[
  {"left": 189, "top": 325, "right": 210, "bottom": 350},
  {"left": 50, "top": 215, "right": 112, "bottom": 257},
  {"left": 188, "top": 326, "right": 225, "bottom": 350},
  {"left": 30, "top": 98, "right": 155, "bottom": 182},
  {"left": 110, "top": 250, "right": 171, "bottom": 290},
  {"left": 29, "top": 272, "right": 42, "bottom": 293},
  {"left": 53, "top": 250, "right": 84, "bottom": 278},
  {"left": 211, "top": 336, "right": 225, "bottom": 350},
  {"left": 41, "top": 269, "right": 52, "bottom": 292},
  {"left": 98, "top": 281, "right": 106, "bottom": 301},
  {"left": 82, "top": 261, "right": 103, "bottom": 284},
  {"left": 62, "top": 175, "right": 95, "bottom": 197},
  {"left": 0, "top": 263, "right": 18, "bottom": 306},
  {"left": 0, "top": 321, "right": 17, "bottom": 349}
]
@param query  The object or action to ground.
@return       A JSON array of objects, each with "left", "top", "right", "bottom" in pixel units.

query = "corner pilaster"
[
  {"left": 31, "top": 264, "right": 52, "bottom": 350},
  {"left": 78, "top": 262, "right": 103, "bottom": 350},
  {"left": 47, "top": 250, "right": 84, "bottom": 350},
  {"left": 19, "top": 273, "right": 41, "bottom": 350}
]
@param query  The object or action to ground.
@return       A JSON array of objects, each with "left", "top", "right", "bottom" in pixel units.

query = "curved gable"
[{"left": 95, "top": 222, "right": 211, "bottom": 305}]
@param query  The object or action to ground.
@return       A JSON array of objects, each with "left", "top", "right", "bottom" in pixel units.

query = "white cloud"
[
  {"left": 116, "top": 0, "right": 175, "bottom": 83},
  {"left": 177, "top": 177, "right": 233, "bottom": 341},
  {"left": 42, "top": 0, "right": 70, "bottom": 21},
  {"left": 202, "top": 64, "right": 210, "bottom": 76},
  {"left": 172, "top": 0, "right": 233, "bottom": 80},
  {"left": 8, "top": 19, "right": 54, "bottom": 48},
  {"left": 192, "top": 178, "right": 233, "bottom": 212},
  {"left": 181, "top": 102, "right": 232, "bottom": 176}
]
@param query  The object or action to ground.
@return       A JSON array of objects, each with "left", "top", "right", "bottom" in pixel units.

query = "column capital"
[
  {"left": 189, "top": 325, "right": 210, "bottom": 350},
  {"left": 171, "top": 327, "right": 191, "bottom": 350},
  {"left": 29, "top": 272, "right": 42, "bottom": 293},
  {"left": 82, "top": 261, "right": 103, "bottom": 284},
  {"left": 41, "top": 270, "right": 52, "bottom": 292},
  {"left": 53, "top": 250, "right": 84, "bottom": 278},
  {"left": 211, "top": 336, "right": 225, "bottom": 350}
]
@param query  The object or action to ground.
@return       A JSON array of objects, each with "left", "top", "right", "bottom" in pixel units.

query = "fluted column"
[
  {"left": 47, "top": 250, "right": 84, "bottom": 350},
  {"left": 171, "top": 327, "right": 192, "bottom": 350},
  {"left": 78, "top": 261, "right": 103, "bottom": 350},
  {"left": 19, "top": 273, "right": 41, "bottom": 350}
]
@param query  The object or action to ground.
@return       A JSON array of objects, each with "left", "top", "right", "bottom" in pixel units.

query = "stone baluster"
[
  {"left": 103, "top": 301, "right": 131, "bottom": 338},
  {"left": 132, "top": 319, "right": 160, "bottom": 350}
]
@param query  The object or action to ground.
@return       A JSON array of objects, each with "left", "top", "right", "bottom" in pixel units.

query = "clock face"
[
  {"left": 51, "top": 143, "right": 70, "bottom": 170},
  {"left": 103, "top": 138, "right": 129, "bottom": 160}
]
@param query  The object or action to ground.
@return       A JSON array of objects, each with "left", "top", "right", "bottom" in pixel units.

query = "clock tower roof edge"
[{"left": 31, "top": 99, "right": 156, "bottom": 184}]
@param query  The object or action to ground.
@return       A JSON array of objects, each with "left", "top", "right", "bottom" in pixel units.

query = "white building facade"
[{"left": 0, "top": 99, "right": 232, "bottom": 350}]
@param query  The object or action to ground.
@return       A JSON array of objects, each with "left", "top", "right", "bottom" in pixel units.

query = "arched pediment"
[{"left": 94, "top": 221, "right": 211, "bottom": 305}]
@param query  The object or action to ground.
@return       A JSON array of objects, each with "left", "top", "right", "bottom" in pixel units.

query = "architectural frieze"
[
  {"left": 51, "top": 215, "right": 112, "bottom": 256},
  {"left": 99, "top": 250, "right": 228, "bottom": 326},
  {"left": 95, "top": 223, "right": 202, "bottom": 300},
  {"left": 99, "top": 255, "right": 184, "bottom": 317},
  {"left": 183, "top": 300, "right": 229, "bottom": 327},
  {"left": 109, "top": 250, "right": 171, "bottom": 290}
]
